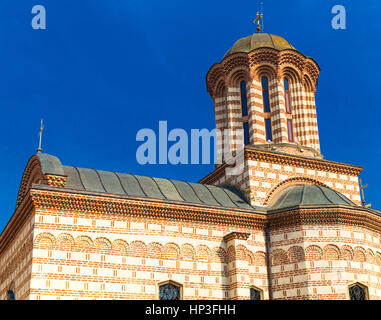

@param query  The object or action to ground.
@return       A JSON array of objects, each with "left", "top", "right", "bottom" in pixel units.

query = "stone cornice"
[
  {"left": 199, "top": 148, "right": 363, "bottom": 186},
  {"left": 223, "top": 232, "right": 251, "bottom": 242},
  {"left": 245, "top": 147, "right": 363, "bottom": 176},
  {"left": 268, "top": 206, "right": 381, "bottom": 234},
  {"left": 29, "top": 186, "right": 267, "bottom": 229},
  {"left": 2, "top": 185, "right": 381, "bottom": 255},
  {"left": 206, "top": 47, "right": 320, "bottom": 99}
]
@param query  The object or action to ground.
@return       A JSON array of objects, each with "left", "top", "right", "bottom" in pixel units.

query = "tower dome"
[
  {"left": 224, "top": 33, "right": 296, "bottom": 59},
  {"left": 270, "top": 184, "right": 356, "bottom": 210}
]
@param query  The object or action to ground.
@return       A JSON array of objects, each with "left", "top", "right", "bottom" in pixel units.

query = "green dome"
[
  {"left": 270, "top": 184, "right": 355, "bottom": 210},
  {"left": 224, "top": 33, "right": 296, "bottom": 59}
]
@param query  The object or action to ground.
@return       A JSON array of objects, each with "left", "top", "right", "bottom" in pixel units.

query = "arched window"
[
  {"left": 240, "top": 80, "right": 248, "bottom": 117},
  {"left": 284, "top": 78, "right": 291, "bottom": 113},
  {"left": 261, "top": 77, "right": 270, "bottom": 113},
  {"left": 7, "top": 290, "right": 15, "bottom": 300},
  {"left": 159, "top": 281, "right": 181, "bottom": 300},
  {"left": 250, "top": 287, "right": 263, "bottom": 300},
  {"left": 265, "top": 119, "right": 272, "bottom": 142},
  {"left": 287, "top": 119, "right": 294, "bottom": 142},
  {"left": 349, "top": 283, "right": 368, "bottom": 300},
  {"left": 284, "top": 78, "right": 294, "bottom": 142},
  {"left": 240, "top": 81, "right": 250, "bottom": 145},
  {"left": 243, "top": 122, "right": 250, "bottom": 146},
  {"left": 261, "top": 77, "right": 272, "bottom": 142}
]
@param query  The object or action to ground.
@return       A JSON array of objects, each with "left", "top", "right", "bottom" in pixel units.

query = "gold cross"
[
  {"left": 359, "top": 178, "right": 371, "bottom": 208},
  {"left": 254, "top": 11, "right": 263, "bottom": 33}
]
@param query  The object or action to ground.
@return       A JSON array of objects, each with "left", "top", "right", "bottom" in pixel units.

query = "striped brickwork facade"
[
  {"left": 201, "top": 148, "right": 363, "bottom": 207},
  {"left": 1, "top": 184, "right": 381, "bottom": 300}
]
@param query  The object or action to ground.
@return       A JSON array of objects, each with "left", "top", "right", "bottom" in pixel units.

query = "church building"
[{"left": 1, "top": 20, "right": 380, "bottom": 300}]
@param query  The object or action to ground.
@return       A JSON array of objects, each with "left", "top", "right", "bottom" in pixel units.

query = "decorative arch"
[
  {"left": 112, "top": 239, "right": 129, "bottom": 254},
  {"left": 212, "top": 247, "right": 227, "bottom": 263},
  {"left": 280, "top": 66, "right": 302, "bottom": 84},
  {"left": 34, "top": 232, "right": 56, "bottom": 249},
  {"left": 253, "top": 251, "right": 267, "bottom": 266},
  {"left": 341, "top": 245, "right": 354, "bottom": 261},
  {"left": 264, "top": 177, "right": 330, "bottom": 206},
  {"left": 288, "top": 246, "right": 305, "bottom": 263},
  {"left": 56, "top": 233, "right": 75, "bottom": 248},
  {"left": 353, "top": 247, "right": 366, "bottom": 262},
  {"left": 130, "top": 241, "right": 147, "bottom": 257},
  {"left": 375, "top": 252, "right": 381, "bottom": 266},
  {"left": 147, "top": 242, "right": 164, "bottom": 259},
  {"left": 303, "top": 59, "right": 320, "bottom": 87},
  {"left": 323, "top": 244, "right": 341, "bottom": 260},
  {"left": 214, "top": 79, "right": 228, "bottom": 99},
  {"left": 207, "top": 65, "right": 225, "bottom": 99},
  {"left": 366, "top": 249, "right": 375, "bottom": 264},
  {"left": 227, "top": 67, "right": 251, "bottom": 87},
  {"left": 180, "top": 244, "right": 195, "bottom": 261},
  {"left": 271, "top": 249, "right": 289, "bottom": 266},
  {"left": 253, "top": 64, "right": 277, "bottom": 81},
  {"left": 164, "top": 243, "right": 180, "bottom": 260},
  {"left": 75, "top": 235, "right": 93, "bottom": 248},
  {"left": 302, "top": 73, "right": 315, "bottom": 93},
  {"left": 305, "top": 245, "right": 323, "bottom": 261},
  {"left": 196, "top": 245, "right": 211, "bottom": 262},
  {"left": 246, "top": 250, "right": 255, "bottom": 266},
  {"left": 94, "top": 237, "right": 112, "bottom": 250},
  {"left": 235, "top": 244, "right": 247, "bottom": 261}
]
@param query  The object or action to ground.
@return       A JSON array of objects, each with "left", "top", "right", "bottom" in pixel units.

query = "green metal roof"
[
  {"left": 34, "top": 154, "right": 370, "bottom": 213},
  {"left": 62, "top": 165, "right": 253, "bottom": 210},
  {"left": 270, "top": 184, "right": 355, "bottom": 210}
]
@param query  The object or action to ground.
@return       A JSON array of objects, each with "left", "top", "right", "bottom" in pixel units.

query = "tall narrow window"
[
  {"left": 265, "top": 118, "right": 272, "bottom": 141},
  {"left": 287, "top": 119, "right": 294, "bottom": 142},
  {"left": 250, "top": 287, "right": 262, "bottom": 300},
  {"left": 159, "top": 282, "right": 181, "bottom": 300},
  {"left": 349, "top": 283, "right": 368, "bottom": 300},
  {"left": 261, "top": 77, "right": 270, "bottom": 113},
  {"left": 284, "top": 78, "right": 291, "bottom": 113},
  {"left": 243, "top": 122, "right": 250, "bottom": 145},
  {"left": 240, "top": 80, "right": 248, "bottom": 117}
]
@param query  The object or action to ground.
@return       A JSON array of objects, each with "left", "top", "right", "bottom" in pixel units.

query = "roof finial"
[
  {"left": 359, "top": 178, "right": 371, "bottom": 208},
  {"left": 37, "top": 119, "right": 44, "bottom": 153},
  {"left": 254, "top": 2, "right": 264, "bottom": 33}
]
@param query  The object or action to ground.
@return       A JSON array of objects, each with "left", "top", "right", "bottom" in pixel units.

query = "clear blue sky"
[{"left": 0, "top": 0, "right": 380, "bottom": 231}]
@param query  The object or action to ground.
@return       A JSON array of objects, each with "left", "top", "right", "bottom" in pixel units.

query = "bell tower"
[
  {"left": 200, "top": 27, "right": 363, "bottom": 207},
  {"left": 207, "top": 32, "right": 321, "bottom": 160}
]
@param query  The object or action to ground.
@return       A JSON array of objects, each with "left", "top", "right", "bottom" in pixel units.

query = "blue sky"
[{"left": 0, "top": 0, "right": 380, "bottom": 231}]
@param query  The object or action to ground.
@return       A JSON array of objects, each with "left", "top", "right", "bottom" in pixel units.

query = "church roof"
[
  {"left": 224, "top": 32, "right": 296, "bottom": 59},
  {"left": 36, "top": 153, "right": 254, "bottom": 210},
  {"left": 270, "top": 184, "right": 356, "bottom": 210}
]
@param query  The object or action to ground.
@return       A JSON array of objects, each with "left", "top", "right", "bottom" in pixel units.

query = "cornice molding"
[
  {"left": 245, "top": 147, "right": 363, "bottom": 176},
  {"left": 223, "top": 232, "right": 251, "bottom": 242},
  {"left": 206, "top": 47, "right": 320, "bottom": 99},
  {"left": 29, "top": 187, "right": 267, "bottom": 230}
]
